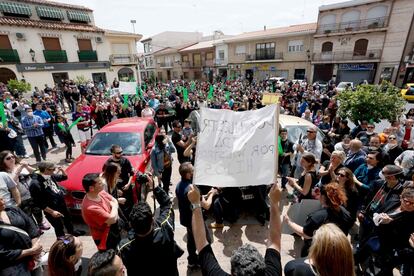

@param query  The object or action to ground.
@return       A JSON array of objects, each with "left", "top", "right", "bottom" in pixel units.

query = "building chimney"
[{"left": 264, "top": 25, "right": 266, "bottom": 31}]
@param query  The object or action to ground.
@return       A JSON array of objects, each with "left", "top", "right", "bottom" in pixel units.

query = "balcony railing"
[
  {"left": 181, "top": 60, "right": 214, "bottom": 68},
  {"left": 316, "top": 17, "right": 388, "bottom": 35},
  {"left": 246, "top": 52, "right": 283, "bottom": 61},
  {"left": 312, "top": 49, "right": 382, "bottom": 62},
  {"left": 78, "top": 50, "right": 98, "bottom": 62},
  {"left": 0, "top": 49, "right": 20, "bottom": 63},
  {"left": 160, "top": 62, "right": 173, "bottom": 68},
  {"left": 109, "top": 54, "right": 137, "bottom": 65},
  {"left": 43, "top": 50, "right": 68, "bottom": 63}
]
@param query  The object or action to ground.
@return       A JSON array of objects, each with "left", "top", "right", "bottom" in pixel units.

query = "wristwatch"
[{"left": 191, "top": 203, "right": 201, "bottom": 211}]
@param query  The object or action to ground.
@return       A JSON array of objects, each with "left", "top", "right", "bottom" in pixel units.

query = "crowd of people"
[{"left": 0, "top": 77, "right": 414, "bottom": 276}]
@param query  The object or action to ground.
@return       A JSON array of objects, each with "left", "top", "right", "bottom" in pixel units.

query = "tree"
[
  {"left": 337, "top": 81, "right": 405, "bottom": 124},
  {"left": 7, "top": 79, "right": 31, "bottom": 93}
]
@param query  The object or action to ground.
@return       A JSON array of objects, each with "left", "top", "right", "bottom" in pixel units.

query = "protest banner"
[
  {"left": 194, "top": 104, "right": 278, "bottom": 187},
  {"left": 281, "top": 200, "right": 322, "bottom": 235},
  {"left": 262, "top": 92, "right": 281, "bottom": 105},
  {"left": 119, "top": 81, "right": 137, "bottom": 95}
]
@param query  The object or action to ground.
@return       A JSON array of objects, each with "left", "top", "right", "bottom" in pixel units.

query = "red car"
[{"left": 60, "top": 117, "right": 158, "bottom": 212}]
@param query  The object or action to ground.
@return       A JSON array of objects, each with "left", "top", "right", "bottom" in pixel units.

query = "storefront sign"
[
  {"left": 16, "top": 61, "right": 110, "bottom": 72},
  {"left": 339, "top": 63, "right": 374, "bottom": 71}
]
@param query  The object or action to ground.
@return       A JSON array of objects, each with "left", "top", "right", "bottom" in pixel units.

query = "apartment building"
[
  {"left": 179, "top": 40, "right": 216, "bottom": 81},
  {"left": 140, "top": 31, "right": 202, "bottom": 81},
  {"left": 312, "top": 0, "right": 414, "bottom": 85},
  {"left": 223, "top": 23, "right": 316, "bottom": 81},
  {"left": 0, "top": 0, "right": 141, "bottom": 88}
]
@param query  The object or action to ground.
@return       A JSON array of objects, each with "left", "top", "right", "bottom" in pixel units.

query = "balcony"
[
  {"left": 0, "top": 49, "right": 20, "bottom": 63},
  {"left": 316, "top": 17, "right": 388, "bottom": 35},
  {"left": 78, "top": 50, "right": 98, "bottom": 62},
  {"left": 312, "top": 49, "right": 382, "bottom": 62},
  {"left": 181, "top": 60, "right": 213, "bottom": 68},
  {"left": 215, "top": 58, "right": 227, "bottom": 66},
  {"left": 109, "top": 54, "right": 137, "bottom": 65},
  {"left": 160, "top": 62, "right": 173, "bottom": 68},
  {"left": 245, "top": 53, "right": 283, "bottom": 62},
  {"left": 43, "top": 50, "right": 68, "bottom": 63}
]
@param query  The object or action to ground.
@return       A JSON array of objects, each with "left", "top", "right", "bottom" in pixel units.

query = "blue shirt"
[
  {"left": 175, "top": 178, "right": 192, "bottom": 228},
  {"left": 149, "top": 98, "right": 160, "bottom": 110},
  {"left": 21, "top": 115, "right": 44, "bottom": 137},
  {"left": 33, "top": 110, "right": 51, "bottom": 127}
]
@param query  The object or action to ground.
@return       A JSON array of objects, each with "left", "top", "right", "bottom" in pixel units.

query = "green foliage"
[
  {"left": 7, "top": 79, "right": 31, "bottom": 93},
  {"left": 337, "top": 81, "right": 405, "bottom": 124},
  {"left": 74, "top": 75, "right": 88, "bottom": 85}
]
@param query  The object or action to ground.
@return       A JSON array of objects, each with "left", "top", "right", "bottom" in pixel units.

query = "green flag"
[
  {"left": 69, "top": 117, "right": 83, "bottom": 131},
  {"left": 136, "top": 85, "right": 143, "bottom": 100},
  {"left": 208, "top": 85, "right": 214, "bottom": 100},
  {"left": 191, "top": 81, "right": 196, "bottom": 92},
  {"left": 143, "top": 83, "right": 147, "bottom": 91},
  {"left": 183, "top": 88, "right": 189, "bottom": 102},
  {"left": 225, "top": 91, "right": 230, "bottom": 101},
  {"left": 122, "top": 95, "right": 129, "bottom": 109},
  {"left": 57, "top": 123, "right": 67, "bottom": 133},
  {"left": 0, "top": 102, "right": 7, "bottom": 128},
  {"left": 177, "top": 86, "right": 182, "bottom": 94},
  {"left": 278, "top": 136, "right": 284, "bottom": 156}
]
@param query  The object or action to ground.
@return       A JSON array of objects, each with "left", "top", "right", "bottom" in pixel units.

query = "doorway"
[
  {"left": 52, "top": 72, "right": 69, "bottom": 86},
  {"left": 167, "top": 70, "right": 171, "bottom": 81},
  {"left": 0, "top": 68, "right": 16, "bottom": 84},
  {"left": 92, "top": 73, "right": 107, "bottom": 84}
]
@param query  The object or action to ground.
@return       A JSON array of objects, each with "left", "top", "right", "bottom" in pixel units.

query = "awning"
[
  {"left": 0, "top": 2, "right": 31, "bottom": 16},
  {"left": 67, "top": 10, "right": 90, "bottom": 22},
  {"left": 36, "top": 6, "right": 64, "bottom": 19}
]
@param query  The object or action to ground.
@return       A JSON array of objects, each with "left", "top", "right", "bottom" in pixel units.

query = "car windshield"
[{"left": 86, "top": 132, "right": 141, "bottom": 155}]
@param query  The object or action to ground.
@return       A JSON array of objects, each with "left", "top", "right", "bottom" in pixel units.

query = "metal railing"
[
  {"left": 246, "top": 52, "right": 283, "bottom": 61},
  {"left": 316, "top": 17, "right": 388, "bottom": 35},
  {"left": 0, "top": 49, "right": 20, "bottom": 63},
  {"left": 312, "top": 49, "right": 382, "bottom": 62},
  {"left": 109, "top": 54, "right": 137, "bottom": 65},
  {"left": 160, "top": 62, "right": 173, "bottom": 68},
  {"left": 77, "top": 50, "right": 97, "bottom": 62},
  {"left": 43, "top": 50, "right": 68, "bottom": 63}
]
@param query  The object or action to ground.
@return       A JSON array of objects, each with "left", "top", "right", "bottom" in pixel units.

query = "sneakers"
[
  {"left": 39, "top": 221, "right": 51, "bottom": 230},
  {"left": 209, "top": 222, "right": 224, "bottom": 229}
]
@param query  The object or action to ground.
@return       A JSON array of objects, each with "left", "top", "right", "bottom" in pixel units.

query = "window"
[
  {"left": 0, "top": 35, "right": 12, "bottom": 49},
  {"left": 256, "top": 42, "right": 275, "bottom": 60},
  {"left": 144, "top": 124, "right": 156, "bottom": 146},
  {"left": 143, "top": 43, "right": 152, "bottom": 53},
  {"left": 321, "top": 42, "right": 333, "bottom": 52},
  {"left": 218, "top": 50, "right": 225, "bottom": 59},
  {"left": 42, "top": 37, "right": 61, "bottom": 50},
  {"left": 36, "top": 6, "right": 64, "bottom": 21},
  {"left": 353, "top": 39, "right": 368, "bottom": 56},
  {"left": 193, "top": 53, "right": 201, "bottom": 66},
  {"left": 182, "top": 55, "right": 189, "bottom": 62},
  {"left": 235, "top": 45, "right": 246, "bottom": 55},
  {"left": 288, "top": 40, "right": 304, "bottom": 52},
  {"left": 77, "top": 39, "right": 92, "bottom": 51},
  {"left": 206, "top": 52, "right": 213, "bottom": 60},
  {"left": 294, "top": 69, "right": 306, "bottom": 80},
  {"left": 174, "top": 55, "right": 180, "bottom": 62},
  {"left": 0, "top": 2, "right": 31, "bottom": 17}
]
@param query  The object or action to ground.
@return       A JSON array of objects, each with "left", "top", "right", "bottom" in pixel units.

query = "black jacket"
[
  {"left": 29, "top": 172, "right": 68, "bottom": 210},
  {"left": 118, "top": 186, "right": 183, "bottom": 276}
]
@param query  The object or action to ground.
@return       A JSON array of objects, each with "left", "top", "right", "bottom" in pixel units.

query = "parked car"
[
  {"left": 60, "top": 117, "right": 158, "bottom": 213},
  {"left": 401, "top": 83, "right": 414, "bottom": 101},
  {"left": 291, "top": 79, "right": 307, "bottom": 87},
  {"left": 313, "top": 81, "right": 329, "bottom": 91},
  {"left": 269, "top": 77, "right": 287, "bottom": 86},
  {"left": 336, "top": 82, "right": 354, "bottom": 92}
]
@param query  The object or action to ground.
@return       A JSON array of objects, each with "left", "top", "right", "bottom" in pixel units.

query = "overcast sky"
[{"left": 55, "top": 0, "right": 346, "bottom": 49}]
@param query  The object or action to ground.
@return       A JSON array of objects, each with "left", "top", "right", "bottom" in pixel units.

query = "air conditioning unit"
[
  {"left": 95, "top": 37, "right": 103, "bottom": 43},
  {"left": 16, "top": 32, "right": 25, "bottom": 40}
]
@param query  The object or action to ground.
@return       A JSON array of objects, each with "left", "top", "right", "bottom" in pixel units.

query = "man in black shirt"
[
  {"left": 155, "top": 102, "right": 171, "bottom": 132},
  {"left": 171, "top": 120, "right": 191, "bottom": 164},
  {"left": 188, "top": 184, "right": 282, "bottom": 276}
]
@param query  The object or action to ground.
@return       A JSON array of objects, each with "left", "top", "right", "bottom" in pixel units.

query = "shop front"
[{"left": 336, "top": 63, "right": 376, "bottom": 84}]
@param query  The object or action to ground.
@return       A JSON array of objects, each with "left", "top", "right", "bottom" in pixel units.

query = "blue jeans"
[
  {"left": 28, "top": 135, "right": 46, "bottom": 162},
  {"left": 279, "top": 163, "right": 291, "bottom": 188}
]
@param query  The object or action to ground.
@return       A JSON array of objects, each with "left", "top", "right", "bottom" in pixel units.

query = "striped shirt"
[{"left": 21, "top": 115, "right": 44, "bottom": 137}]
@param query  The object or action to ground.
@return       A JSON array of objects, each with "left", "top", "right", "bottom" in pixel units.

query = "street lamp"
[
  {"left": 29, "top": 48, "right": 35, "bottom": 62},
  {"left": 130, "top": 19, "right": 136, "bottom": 34}
]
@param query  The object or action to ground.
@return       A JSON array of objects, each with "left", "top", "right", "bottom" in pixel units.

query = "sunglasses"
[
  {"left": 5, "top": 156, "right": 15, "bottom": 161},
  {"left": 338, "top": 173, "right": 347, "bottom": 177},
  {"left": 114, "top": 151, "right": 123, "bottom": 154},
  {"left": 367, "top": 126, "right": 375, "bottom": 129},
  {"left": 388, "top": 137, "right": 396, "bottom": 140}
]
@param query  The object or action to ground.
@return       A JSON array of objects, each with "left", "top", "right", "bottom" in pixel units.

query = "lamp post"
[
  {"left": 29, "top": 48, "right": 35, "bottom": 62},
  {"left": 130, "top": 19, "right": 136, "bottom": 34}
]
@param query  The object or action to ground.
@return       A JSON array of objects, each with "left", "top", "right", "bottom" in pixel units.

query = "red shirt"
[{"left": 81, "top": 191, "right": 113, "bottom": 250}]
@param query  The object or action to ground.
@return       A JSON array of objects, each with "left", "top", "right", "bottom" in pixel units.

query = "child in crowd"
[{"left": 182, "top": 119, "right": 193, "bottom": 141}]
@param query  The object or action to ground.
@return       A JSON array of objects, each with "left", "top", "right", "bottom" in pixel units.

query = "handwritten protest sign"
[
  {"left": 194, "top": 105, "right": 278, "bottom": 187},
  {"left": 119, "top": 81, "right": 137, "bottom": 95},
  {"left": 262, "top": 92, "right": 281, "bottom": 105}
]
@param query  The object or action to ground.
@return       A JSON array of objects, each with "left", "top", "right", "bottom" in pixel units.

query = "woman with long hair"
[
  {"left": 287, "top": 153, "right": 318, "bottom": 202},
  {"left": 284, "top": 182, "right": 354, "bottom": 256},
  {"left": 48, "top": 234, "right": 83, "bottom": 276},
  {"left": 101, "top": 162, "right": 126, "bottom": 205},
  {"left": 337, "top": 167, "right": 359, "bottom": 220},
  {"left": 285, "top": 223, "right": 355, "bottom": 276}
]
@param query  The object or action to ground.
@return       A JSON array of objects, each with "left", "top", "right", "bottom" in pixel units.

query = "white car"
[
  {"left": 336, "top": 82, "right": 354, "bottom": 92},
  {"left": 269, "top": 77, "right": 287, "bottom": 86}
]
